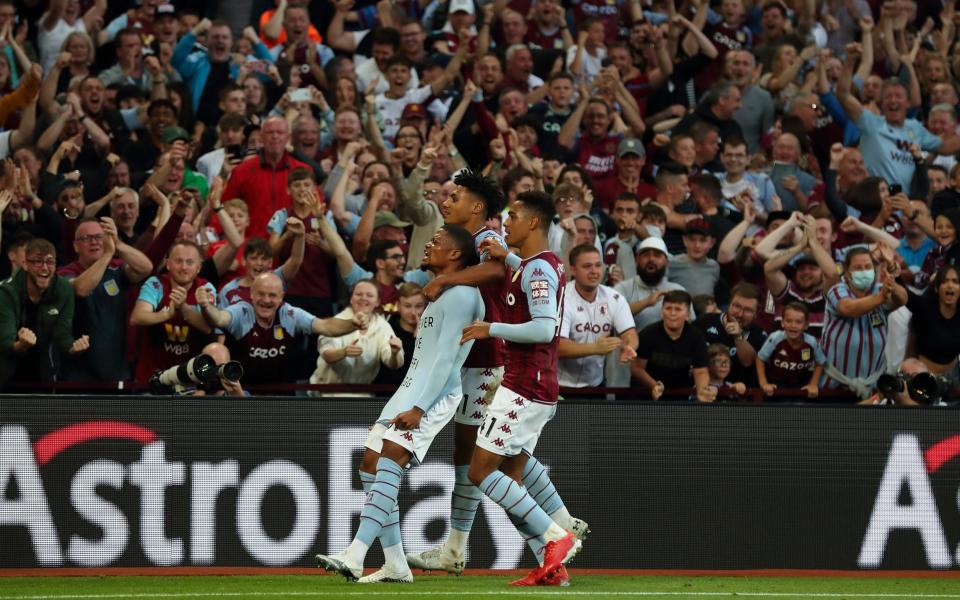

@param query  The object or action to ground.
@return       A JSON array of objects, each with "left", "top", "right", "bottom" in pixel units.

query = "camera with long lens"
[
  {"left": 149, "top": 354, "right": 244, "bottom": 395},
  {"left": 877, "top": 372, "right": 950, "bottom": 405}
]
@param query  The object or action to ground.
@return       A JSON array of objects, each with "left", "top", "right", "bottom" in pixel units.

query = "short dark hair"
[
  {"left": 569, "top": 243, "right": 600, "bottom": 266},
  {"left": 244, "top": 237, "right": 273, "bottom": 259},
  {"left": 25, "top": 238, "right": 56, "bottom": 259},
  {"left": 782, "top": 301, "right": 809, "bottom": 320},
  {"left": 287, "top": 166, "right": 315, "bottom": 186},
  {"left": 662, "top": 289, "right": 692, "bottom": 308},
  {"left": 547, "top": 71, "right": 574, "bottom": 86},
  {"left": 369, "top": 239, "right": 403, "bottom": 266},
  {"left": 371, "top": 27, "right": 401, "bottom": 49},
  {"left": 640, "top": 203, "right": 667, "bottom": 222},
  {"left": 655, "top": 161, "right": 688, "bottom": 188},
  {"left": 148, "top": 98, "right": 178, "bottom": 117},
  {"left": 613, "top": 193, "right": 641, "bottom": 209},
  {"left": 730, "top": 282, "right": 760, "bottom": 302},
  {"left": 722, "top": 136, "right": 747, "bottom": 152},
  {"left": 441, "top": 225, "right": 480, "bottom": 267},
  {"left": 218, "top": 111, "right": 247, "bottom": 132},
  {"left": 385, "top": 55, "right": 412, "bottom": 71},
  {"left": 454, "top": 168, "right": 506, "bottom": 219},
  {"left": 689, "top": 174, "right": 722, "bottom": 205},
  {"left": 502, "top": 167, "right": 535, "bottom": 196},
  {"left": 516, "top": 190, "right": 557, "bottom": 232},
  {"left": 689, "top": 121, "right": 720, "bottom": 143},
  {"left": 218, "top": 83, "right": 243, "bottom": 103}
]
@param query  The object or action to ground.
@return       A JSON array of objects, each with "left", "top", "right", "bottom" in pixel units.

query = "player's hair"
[
  {"left": 662, "top": 289, "right": 692, "bottom": 308},
  {"left": 516, "top": 191, "right": 557, "bottom": 232},
  {"left": 287, "top": 166, "right": 315, "bottom": 186},
  {"left": 706, "top": 343, "right": 731, "bottom": 361},
  {"left": 569, "top": 243, "right": 600, "bottom": 266},
  {"left": 782, "top": 301, "right": 809, "bottom": 320},
  {"left": 441, "top": 225, "right": 480, "bottom": 268},
  {"left": 730, "top": 282, "right": 760, "bottom": 302},
  {"left": 639, "top": 203, "right": 667, "bottom": 222},
  {"left": 397, "top": 282, "right": 423, "bottom": 298},
  {"left": 244, "top": 237, "right": 273, "bottom": 259},
  {"left": 453, "top": 169, "right": 506, "bottom": 219}
]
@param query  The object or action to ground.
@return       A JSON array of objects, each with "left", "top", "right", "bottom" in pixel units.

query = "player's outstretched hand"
[
  {"left": 390, "top": 407, "right": 424, "bottom": 430},
  {"left": 461, "top": 320, "right": 491, "bottom": 344}
]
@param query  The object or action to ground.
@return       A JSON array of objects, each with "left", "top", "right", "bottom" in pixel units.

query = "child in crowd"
[
  {"left": 756, "top": 302, "right": 825, "bottom": 399},
  {"left": 705, "top": 343, "right": 747, "bottom": 398},
  {"left": 669, "top": 218, "right": 719, "bottom": 296}
]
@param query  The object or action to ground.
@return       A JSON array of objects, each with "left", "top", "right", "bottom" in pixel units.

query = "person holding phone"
[{"left": 195, "top": 112, "right": 248, "bottom": 184}]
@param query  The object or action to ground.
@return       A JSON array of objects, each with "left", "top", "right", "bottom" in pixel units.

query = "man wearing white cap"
[{"left": 605, "top": 236, "right": 694, "bottom": 386}]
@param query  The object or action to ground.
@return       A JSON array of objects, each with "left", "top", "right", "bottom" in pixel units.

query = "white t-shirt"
[
  {"left": 565, "top": 45, "right": 606, "bottom": 86},
  {"left": 38, "top": 14, "right": 86, "bottom": 74},
  {"left": 558, "top": 281, "right": 635, "bottom": 388},
  {"left": 375, "top": 85, "right": 439, "bottom": 140}
]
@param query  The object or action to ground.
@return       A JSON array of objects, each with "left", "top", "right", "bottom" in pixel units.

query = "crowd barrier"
[{"left": 1, "top": 395, "right": 958, "bottom": 570}]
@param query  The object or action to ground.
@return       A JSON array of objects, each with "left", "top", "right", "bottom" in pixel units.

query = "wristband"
[{"left": 213, "top": 205, "right": 224, "bottom": 212}]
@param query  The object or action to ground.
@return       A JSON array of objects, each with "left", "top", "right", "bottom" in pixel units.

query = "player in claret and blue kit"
[{"left": 459, "top": 191, "right": 582, "bottom": 586}]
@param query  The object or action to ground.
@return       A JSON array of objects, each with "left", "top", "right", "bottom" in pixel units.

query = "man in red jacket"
[{"left": 222, "top": 117, "right": 309, "bottom": 238}]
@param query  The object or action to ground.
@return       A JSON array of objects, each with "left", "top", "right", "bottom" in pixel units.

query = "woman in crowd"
[
  {"left": 310, "top": 279, "right": 403, "bottom": 385},
  {"left": 905, "top": 263, "right": 960, "bottom": 383}
]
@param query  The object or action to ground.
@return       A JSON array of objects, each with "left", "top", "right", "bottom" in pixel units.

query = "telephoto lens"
[{"left": 217, "top": 361, "right": 244, "bottom": 383}]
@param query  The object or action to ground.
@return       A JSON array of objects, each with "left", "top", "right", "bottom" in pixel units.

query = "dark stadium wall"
[{"left": 1, "top": 397, "right": 959, "bottom": 570}]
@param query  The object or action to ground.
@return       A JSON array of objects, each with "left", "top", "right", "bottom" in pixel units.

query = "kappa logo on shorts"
[
  {"left": 499, "top": 424, "right": 512, "bottom": 434},
  {"left": 478, "top": 383, "right": 491, "bottom": 391},
  {"left": 471, "top": 411, "right": 484, "bottom": 419},
  {"left": 507, "top": 410, "right": 519, "bottom": 421},
  {"left": 482, "top": 369, "right": 494, "bottom": 376},
  {"left": 402, "top": 432, "right": 414, "bottom": 442},
  {"left": 473, "top": 398, "right": 486, "bottom": 405},
  {"left": 513, "top": 397, "right": 525, "bottom": 406},
  {"left": 493, "top": 438, "right": 505, "bottom": 447}
]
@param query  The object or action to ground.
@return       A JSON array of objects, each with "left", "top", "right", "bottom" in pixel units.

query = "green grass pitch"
[{"left": 1, "top": 574, "right": 959, "bottom": 600}]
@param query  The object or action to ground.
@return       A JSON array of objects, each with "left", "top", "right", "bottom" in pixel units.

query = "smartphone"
[
  {"left": 225, "top": 144, "right": 243, "bottom": 159},
  {"left": 290, "top": 88, "right": 312, "bottom": 102},
  {"left": 248, "top": 60, "right": 268, "bottom": 74},
  {"left": 889, "top": 183, "right": 903, "bottom": 195}
]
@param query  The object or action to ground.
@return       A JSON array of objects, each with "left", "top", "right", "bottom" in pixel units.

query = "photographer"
[
  {"left": 149, "top": 342, "right": 246, "bottom": 397},
  {"left": 195, "top": 272, "right": 366, "bottom": 385},
  {"left": 867, "top": 359, "right": 949, "bottom": 406},
  {"left": 196, "top": 343, "right": 245, "bottom": 397}
]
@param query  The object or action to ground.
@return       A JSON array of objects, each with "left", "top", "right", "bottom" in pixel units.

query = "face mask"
[
  {"left": 850, "top": 269, "right": 875, "bottom": 291},
  {"left": 645, "top": 224, "right": 663, "bottom": 238}
]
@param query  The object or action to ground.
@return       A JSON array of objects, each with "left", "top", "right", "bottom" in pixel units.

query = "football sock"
[
  {"left": 479, "top": 471, "right": 566, "bottom": 542},
  {"left": 508, "top": 512, "right": 547, "bottom": 566},
  {"left": 521, "top": 456, "right": 567, "bottom": 523},
  {"left": 448, "top": 465, "right": 482, "bottom": 554},
  {"left": 353, "top": 458, "right": 404, "bottom": 562},
  {"left": 359, "top": 468, "right": 406, "bottom": 570}
]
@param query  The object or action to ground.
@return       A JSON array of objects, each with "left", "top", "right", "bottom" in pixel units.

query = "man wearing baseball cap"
[
  {"left": 605, "top": 236, "right": 694, "bottom": 387},
  {"left": 668, "top": 217, "right": 719, "bottom": 298},
  {"left": 594, "top": 138, "right": 656, "bottom": 211}
]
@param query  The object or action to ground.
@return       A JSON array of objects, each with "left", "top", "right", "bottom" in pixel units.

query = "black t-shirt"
[
  {"left": 907, "top": 292, "right": 960, "bottom": 364},
  {"left": 197, "top": 61, "right": 232, "bottom": 125},
  {"left": 693, "top": 312, "right": 768, "bottom": 386},
  {"left": 373, "top": 316, "right": 417, "bottom": 386},
  {"left": 636, "top": 321, "right": 708, "bottom": 390}
]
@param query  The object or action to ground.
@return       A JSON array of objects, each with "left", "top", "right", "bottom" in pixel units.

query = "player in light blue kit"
[{"left": 315, "top": 225, "right": 484, "bottom": 584}]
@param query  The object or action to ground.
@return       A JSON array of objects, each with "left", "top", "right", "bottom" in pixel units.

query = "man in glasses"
[
  {"left": 693, "top": 282, "right": 768, "bottom": 387},
  {"left": 57, "top": 218, "right": 153, "bottom": 381},
  {"left": 0, "top": 238, "right": 91, "bottom": 390}
]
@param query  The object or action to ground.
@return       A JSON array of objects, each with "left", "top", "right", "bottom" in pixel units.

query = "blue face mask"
[{"left": 850, "top": 269, "right": 875, "bottom": 291}]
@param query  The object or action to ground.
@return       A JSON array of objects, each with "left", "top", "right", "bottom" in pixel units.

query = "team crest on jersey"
[
  {"left": 736, "top": 31, "right": 745, "bottom": 42},
  {"left": 801, "top": 349, "right": 811, "bottom": 361},
  {"left": 103, "top": 280, "right": 120, "bottom": 296},
  {"left": 274, "top": 326, "right": 284, "bottom": 340}
]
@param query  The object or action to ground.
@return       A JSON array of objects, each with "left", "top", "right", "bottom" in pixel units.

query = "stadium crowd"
[{"left": 1, "top": 0, "right": 959, "bottom": 404}]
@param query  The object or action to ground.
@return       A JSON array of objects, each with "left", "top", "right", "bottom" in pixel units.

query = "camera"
[
  {"left": 877, "top": 371, "right": 949, "bottom": 404},
  {"left": 149, "top": 354, "right": 244, "bottom": 395}
]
